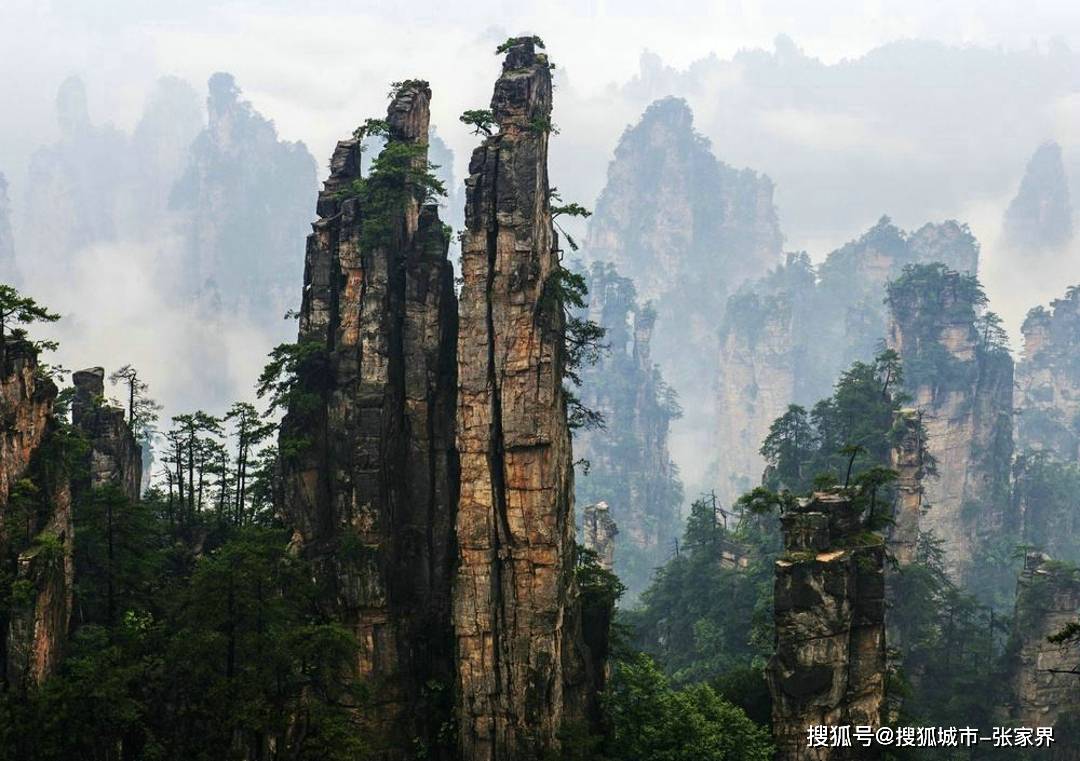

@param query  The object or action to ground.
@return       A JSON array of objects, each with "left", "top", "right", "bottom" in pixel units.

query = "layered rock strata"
[
  {"left": 886, "top": 266, "right": 1014, "bottom": 582},
  {"left": 1017, "top": 287, "right": 1080, "bottom": 461},
  {"left": 768, "top": 493, "right": 886, "bottom": 761},
  {"left": 1008, "top": 553, "right": 1080, "bottom": 729},
  {"left": 278, "top": 82, "right": 458, "bottom": 758},
  {"left": 72, "top": 367, "right": 142, "bottom": 501},
  {"left": 888, "top": 409, "right": 927, "bottom": 568},
  {"left": 454, "top": 39, "right": 592, "bottom": 759},
  {"left": 1, "top": 346, "right": 71, "bottom": 689},
  {"left": 582, "top": 501, "right": 617, "bottom": 572}
]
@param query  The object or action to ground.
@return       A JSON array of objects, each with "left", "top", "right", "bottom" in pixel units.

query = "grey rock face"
[
  {"left": 713, "top": 217, "right": 980, "bottom": 506},
  {"left": 768, "top": 493, "right": 886, "bottom": 761},
  {"left": 1004, "top": 141, "right": 1073, "bottom": 252},
  {"left": 1007, "top": 553, "right": 1080, "bottom": 729},
  {"left": 72, "top": 367, "right": 142, "bottom": 502},
  {"left": 170, "top": 72, "right": 317, "bottom": 319}
]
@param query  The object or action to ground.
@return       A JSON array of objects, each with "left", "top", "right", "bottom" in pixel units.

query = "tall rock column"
[
  {"left": 455, "top": 39, "right": 587, "bottom": 759},
  {"left": 1007, "top": 553, "right": 1080, "bottom": 733},
  {"left": 886, "top": 264, "right": 1014, "bottom": 587},
  {"left": 279, "top": 82, "right": 458, "bottom": 758},
  {"left": 768, "top": 493, "right": 886, "bottom": 761},
  {"left": 888, "top": 409, "right": 927, "bottom": 567},
  {"left": 1, "top": 344, "right": 72, "bottom": 689},
  {"left": 71, "top": 368, "right": 142, "bottom": 501}
]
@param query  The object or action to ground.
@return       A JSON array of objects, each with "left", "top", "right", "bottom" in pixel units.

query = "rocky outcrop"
[
  {"left": 0, "top": 345, "right": 72, "bottom": 689},
  {"left": 586, "top": 96, "right": 782, "bottom": 494},
  {"left": 713, "top": 218, "right": 979, "bottom": 506},
  {"left": 0, "top": 173, "right": 14, "bottom": 276},
  {"left": 886, "top": 264, "right": 1014, "bottom": 586},
  {"left": 888, "top": 409, "right": 928, "bottom": 567},
  {"left": 455, "top": 38, "right": 594, "bottom": 759},
  {"left": 170, "top": 72, "right": 317, "bottom": 319},
  {"left": 21, "top": 76, "right": 202, "bottom": 279},
  {"left": 278, "top": 82, "right": 458, "bottom": 758},
  {"left": 71, "top": 368, "right": 142, "bottom": 501},
  {"left": 1004, "top": 141, "right": 1073, "bottom": 253},
  {"left": 1017, "top": 287, "right": 1080, "bottom": 460},
  {"left": 1007, "top": 553, "right": 1080, "bottom": 728},
  {"left": 768, "top": 493, "right": 886, "bottom": 761},
  {"left": 573, "top": 261, "right": 683, "bottom": 600},
  {"left": 582, "top": 501, "right": 617, "bottom": 572}
]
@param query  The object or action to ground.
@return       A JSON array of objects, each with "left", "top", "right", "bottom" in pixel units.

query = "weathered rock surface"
[
  {"left": 714, "top": 218, "right": 979, "bottom": 505},
  {"left": 1007, "top": 553, "right": 1080, "bottom": 728},
  {"left": 585, "top": 96, "right": 783, "bottom": 495},
  {"left": 1004, "top": 141, "right": 1073, "bottom": 253},
  {"left": 0, "top": 345, "right": 72, "bottom": 689},
  {"left": 573, "top": 261, "right": 682, "bottom": 600},
  {"left": 886, "top": 266, "right": 1014, "bottom": 585},
  {"left": 454, "top": 39, "right": 594, "bottom": 759},
  {"left": 279, "top": 82, "right": 458, "bottom": 758},
  {"left": 888, "top": 409, "right": 928, "bottom": 568},
  {"left": 582, "top": 501, "right": 617, "bottom": 572},
  {"left": 1017, "top": 287, "right": 1080, "bottom": 461},
  {"left": 768, "top": 493, "right": 886, "bottom": 761},
  {"left": 72, "top": 368, "right": 142, "bottom": 501}
]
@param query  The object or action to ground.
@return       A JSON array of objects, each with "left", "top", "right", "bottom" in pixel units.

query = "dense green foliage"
[
  {"left": 0, "top": 284, "right": 60, "bottom": 366},
  {"left": 1, "top": 514, "right": 365, "bottom": 761}
]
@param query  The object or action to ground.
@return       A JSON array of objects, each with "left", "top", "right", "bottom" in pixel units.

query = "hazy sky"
[
  {"left": 5, "top": 0, "right": 1080, "bottom": 189},
  {"left": 6, "top": 0, "right": 1080, "bottom": 449}
]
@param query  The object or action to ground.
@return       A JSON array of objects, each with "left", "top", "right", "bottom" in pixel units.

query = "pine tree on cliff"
[{"left": 454, "top": 36, "right": 605, "bottom": 759}]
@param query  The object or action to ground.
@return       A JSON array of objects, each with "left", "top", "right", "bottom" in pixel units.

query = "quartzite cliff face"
[
  {"left": 586, "top": 96, "right": 782, "bottom": 496},
  {"left": 714, "top": 218, "right": 979, "bottom": 505},
  {"left": 279, "top": 83, "right": 458, "bottom": 758},
  {"left": 1008, "top": 554, "right": 1080, "bottom": 733},
  {"left": 1017, "top": 287, "right": 1080, "bottom": 461},
  {"left": 573, "top": 261, "right": 683, "bottom": 601},
  {"left": 1, "top": 345, "right": 70, "bottom": 689},
  {"left": 455, "top": 39, "right": 591, "bottom": 759},
  {"left": 886, "top": 265, "right": 1014, "bottom": 587},
  {"left": 768, "top": 493, "right": 886, "bottom": 761}
]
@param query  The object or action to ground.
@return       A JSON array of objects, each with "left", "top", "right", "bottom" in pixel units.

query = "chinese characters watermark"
[{"left": 806, "top": 725, "right": 1054, "bottom": 749}]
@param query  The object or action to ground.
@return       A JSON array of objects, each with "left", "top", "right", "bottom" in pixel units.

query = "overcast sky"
[
  {"left": 5, "top": 0, "right": 1080, "bottom": 187},
  {"left": 6, "top": 0, "right": 1080, "bottom": 435}
]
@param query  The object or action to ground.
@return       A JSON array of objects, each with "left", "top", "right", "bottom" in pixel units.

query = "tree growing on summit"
[
  {"left": 495, "top": 35, "right": 546, "bottom": 54},
  {"left": 108, "top": 364, "right": 162, "bottom": 442},
  {"left": 0, "top": 284, "right": 59, "bottom": 364}
]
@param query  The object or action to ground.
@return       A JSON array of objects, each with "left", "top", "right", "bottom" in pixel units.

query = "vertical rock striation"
[
  {"left": 582, "top": 501, "right": 617, "bottom": 572},
  {"left": 888, "top": 409, "right": 927, "bottom": 568},
  {"left": 0, "top": 345, "right": 72, "bottom": 689},
  {"left": 279, "top": 82, "right": 458, "bottom": 758},
  {"left": 1007, "top": 553, "right": 1080, "bottom": 729},
  {"left": 768, "top": 493, "right": 886, "bottom": 761},
  {"left": 886, "top": 264, "right": 1014, "bottom": 587},
  {"left": 454, "top": 38, "right": 590, "bottom": 759},
  {"left": 585, "top": 96, "right": 783, "bottom": 495},
  {"left": 1016, "top": 287, "right": 1080, "bottom": 461},
  {"left": 71, "top": 368, "right": 142, "bottom": 501},
  {"left": 714, "top": 218, "right": 979, "bottom": 506}
]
